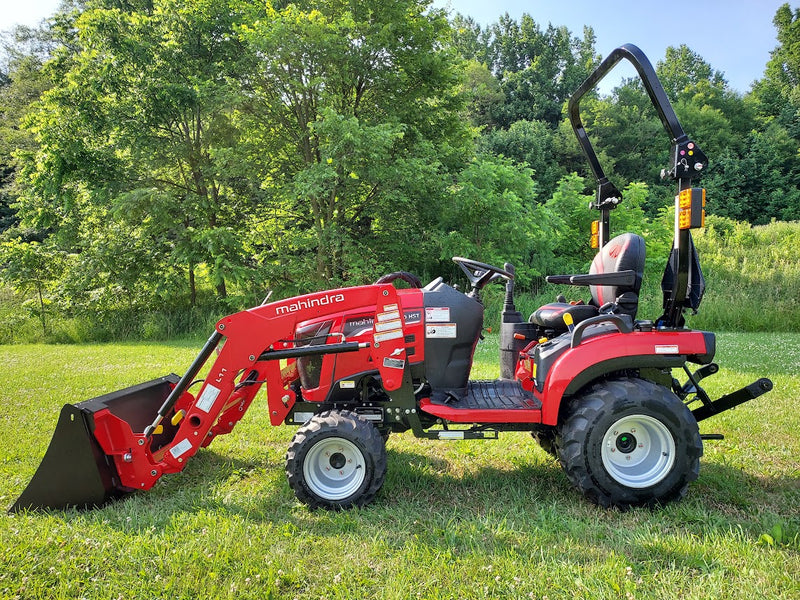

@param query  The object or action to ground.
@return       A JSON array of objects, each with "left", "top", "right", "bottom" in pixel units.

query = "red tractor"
[{"left": 11, "top": 44, "right": 772, "bottom": 513}]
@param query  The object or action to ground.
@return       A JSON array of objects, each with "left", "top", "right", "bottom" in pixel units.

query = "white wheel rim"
[
  {"left": 303, "top": 437, "right": 366, "bottom": 501},
  {"left": 601, "top": 414, "right": 676, "bottom": 488}
]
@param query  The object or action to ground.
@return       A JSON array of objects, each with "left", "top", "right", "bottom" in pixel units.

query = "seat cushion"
[{"left": 530, "top": 302, "right": 599, "bottom": 330}]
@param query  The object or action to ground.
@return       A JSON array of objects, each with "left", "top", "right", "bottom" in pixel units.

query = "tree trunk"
[
  {"left": 36, "top": 282, "right": 47, "bottom": 335},
  {"left": 188, "top": 264, "right": 197, "bottom": 306},
  {"left": 216, "top": 278, "right": 227, "bottom": 299}
]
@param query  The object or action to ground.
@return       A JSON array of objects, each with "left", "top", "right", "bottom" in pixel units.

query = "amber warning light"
[{"left": 678, "top": 188, "right": 706, "bottom": 230}]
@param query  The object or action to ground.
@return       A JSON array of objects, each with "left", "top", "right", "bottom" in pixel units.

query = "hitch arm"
[{"left": 692, "top": 378, "right": 773, "bottom": 422}]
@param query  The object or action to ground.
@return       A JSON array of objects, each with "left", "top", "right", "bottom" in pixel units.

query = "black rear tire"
[
  {"left": 532, "top": 430, "right": 557, "bottom": 457},
  {"left": 556, "top": 377, "right": 702, "bottom": 509},
  {"left": 286, "top": 410, "right": 387, "bottom": 510}
]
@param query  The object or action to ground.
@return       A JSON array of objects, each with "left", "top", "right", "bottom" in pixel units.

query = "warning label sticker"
[
  {"left": 196, "top": 384, "right": 220, "bottom": 413},
  {"left": 377, "top": 310, "right": 401, "bottom": 323},
  {"left": 169, "top": 438, "right": 193, "bottom": 459},
  {"left": 375, "top": 319, "right": 403, "bottom": 333},
  {"left": 426, "top": 324, "right": 457, "bottom": 338},
  {"left": 655, "top": 345, "right": 680, "bottom": 354},
  {"left": 425, "top": 307, "right": 450, "bottom": 322},
  {"left": 374, "top": 329, "right": 404, "bottom": 343}
]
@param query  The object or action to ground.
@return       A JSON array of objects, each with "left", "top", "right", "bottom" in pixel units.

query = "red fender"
[{"left": 537, "top": 329, "right": 712, "bottom": 425}]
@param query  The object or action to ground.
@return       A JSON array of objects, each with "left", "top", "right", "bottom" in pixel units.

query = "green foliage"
[
  {"left": 691, "top": 218, "right": 800, "bottom": 331},
  {"left": 478, "top": 119, "right": 565, "bottom": 200},
  {"left": 0, "top": 238, "right": 66, "bottom": 334},
  {"left": 440, "top": 154, "right": 551, "bottom": 284},
  {"left": 236, "top": 0, "right": 470, "bottom": 288},
  {"left": 703, "top": 125, "right": 800, "bottom": 224},
  {"left": 460, "top": 59, "right": 505, "bottom": 129},
  {"left": 656, "top": 44, "right": 727, "bottom": 103},
  {"left": 752, "top": 3, "right": 800, "bottom": 121},
  {"left": 1, "top": 2, "right": 800, "bottom": 338},
  {"left": 478, "top": 15, "right": 599, "bottom": 127},
  {"left": 9, "top": 0, "right": 260, "bottom": 310}
]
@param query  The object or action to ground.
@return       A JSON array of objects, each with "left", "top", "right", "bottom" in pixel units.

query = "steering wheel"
[
  {"left": 452, "top": 257, "right": 514, "bottom": 291},
  {"left": 374, "top": 271, "right": 423, "bottom": 288}
]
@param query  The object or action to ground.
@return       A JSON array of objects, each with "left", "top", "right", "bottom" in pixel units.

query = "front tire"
[
  {"left": 286, "top": 410, "right": 387, "bottom": 510},
  {"left": 556, "top": 377, "right": 703, "bottom": 509}
]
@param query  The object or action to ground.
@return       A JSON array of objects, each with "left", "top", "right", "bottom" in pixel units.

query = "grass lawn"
[{"left": 1, "top": 332, "right": 798, "bottom": 599}]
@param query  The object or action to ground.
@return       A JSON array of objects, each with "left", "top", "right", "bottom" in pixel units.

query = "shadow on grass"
[{"left": 50, "top": 442, "right": 797, "bottom": 551}]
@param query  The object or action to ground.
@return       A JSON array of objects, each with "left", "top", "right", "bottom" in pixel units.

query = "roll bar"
[{"left": 567, "top": 43, "right": 709, "bottom": 328}]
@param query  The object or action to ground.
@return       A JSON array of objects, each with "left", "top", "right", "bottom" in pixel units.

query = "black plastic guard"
[{"left": 9, "top": 374, "right": 179, "bottom": 513}]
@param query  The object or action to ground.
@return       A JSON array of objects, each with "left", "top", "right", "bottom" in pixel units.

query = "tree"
[
  {"left": 656, "top": 44, "right": 753, "bottom": 157},
  {"left": 16, "top": 0, "right": 255, "bottom": 307},
  {"left": 439, "top": 154, "right": 552, "bottom": 284},
  {"left": 460, "top": 59, "right": 504, "bottom": 130},
  {"left": 483, "top": 16, "right": 598, "bottom": 127},
  {"left": 478, "top": 119, "right": 565, "bottom": 200},
  {"left": 656, "top": 45, "right": 727, "bottom": 104},
  {"left": 753, "top": 3, "right": 800, "bottom": 124},
  {"left": 238, "top": 0, "right": 471, "bottom": 288},
  {"left": 715, "top": 4, "right": 800, "bottom": 224},
  {"left": 0, "top": 24, "right": 63, "bottom": 235},
  {"left": 702, "top": 124, "right": 800, "bottom": 224},
  {"left": 0, "top": 238, "right": 65, "bottom": 334}
]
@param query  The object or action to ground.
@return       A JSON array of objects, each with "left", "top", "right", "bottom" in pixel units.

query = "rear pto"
[{"left": 11, "top": 45, "right": 772, "bottom": 513}]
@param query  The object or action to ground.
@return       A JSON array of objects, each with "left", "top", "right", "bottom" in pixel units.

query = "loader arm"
[
  {"left": 12, "top": 284, "right": 408, "bottom": 509},
  {"left": 105, "top": 284, "right": 408, "bottom": 492}
]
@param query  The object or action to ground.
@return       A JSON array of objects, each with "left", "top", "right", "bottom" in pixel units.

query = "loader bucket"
[{"left": 9, "top": 374, "right": 179, "bottom": 513}]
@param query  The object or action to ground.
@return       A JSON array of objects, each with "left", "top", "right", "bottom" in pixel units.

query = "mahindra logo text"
[{"left": 275, "top": 293, "right": 346, "bottom": 315}]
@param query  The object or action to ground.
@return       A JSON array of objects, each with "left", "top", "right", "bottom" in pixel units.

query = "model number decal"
[{"left": 383, "top": 357, "right": 405, "bottom": 369}]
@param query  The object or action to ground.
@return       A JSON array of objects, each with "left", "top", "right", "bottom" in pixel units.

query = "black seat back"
[{"left": 589, "top": 232, "right": 646, "bottom": 316}]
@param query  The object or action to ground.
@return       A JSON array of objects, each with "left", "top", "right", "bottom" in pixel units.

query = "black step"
[{"left": 430, "top": 380, "right": 541, "bottom": 411}]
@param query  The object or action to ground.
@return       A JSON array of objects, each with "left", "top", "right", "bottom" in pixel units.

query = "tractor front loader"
[{"left": 11, "top": 44, "right": 773, "bottom": 513}]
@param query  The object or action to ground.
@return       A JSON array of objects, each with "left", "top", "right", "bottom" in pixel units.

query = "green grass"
[{"left": 1, "top": 334, "right": 798, "bottom": 599}]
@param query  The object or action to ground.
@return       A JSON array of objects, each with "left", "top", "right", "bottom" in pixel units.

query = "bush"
[{"left": 690, "top": 217, "right": 800, "bottom": 331}]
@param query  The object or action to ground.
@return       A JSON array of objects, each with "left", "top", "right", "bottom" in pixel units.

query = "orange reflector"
[
  {"left": 678, "top": 188, "right": 706, "bottom": 230},
  {"left": 590, "top": 220, "right": 600, "bottom": 249},
  {"left": 514, "top": 333, "right": 526, "bottom": 340}
]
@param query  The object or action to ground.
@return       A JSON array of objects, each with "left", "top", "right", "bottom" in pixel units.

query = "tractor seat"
[{"left": 530, "top": 232, "right": 646, "bottom": 332}]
